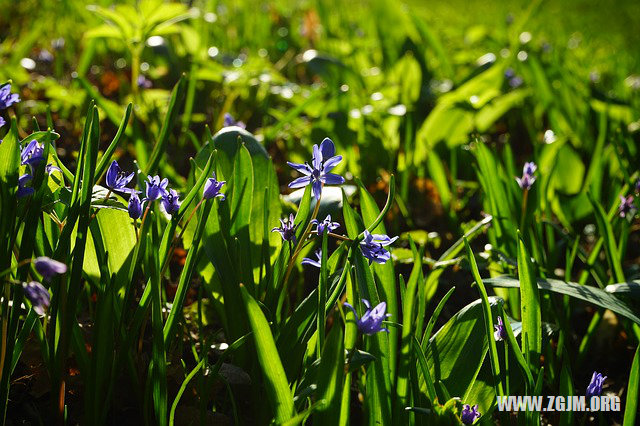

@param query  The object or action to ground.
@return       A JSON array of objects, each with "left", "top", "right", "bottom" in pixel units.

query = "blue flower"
[
  {"left": 343, "top": 299, "right": 390, "bottom": 335},
  {"left": 0, "top": 84, "right": 20, "bottom": 110},
  {"left": 145, "top": 175, "right": 169, "bottom": 201},
  {"left": 359, "top": 230, "right": 397, "bottom": 264},
  {"left": 161, "top": 188, "right": 181, "bottom": 215},
  {"left": 106, "top": 160, "right": 136, "bottom": 193},
  {"left": 287, "top": 137, "right": 345, "bottom": 199},
  {"left": 0, "top": 116, "right": 5, "bottom": 128},
  {"left": 128, "top": 192, "right": 144, "bottom": 219},
  {"left": 223, "top": 112, "right": 246, "bottom": 129},
  {"left": 203, "top": 173, "right": 226, "bottom": 200},
  {"left": 619, "top": 195, "right": 636, "bottom": 218},
  {"left": 271, "top": 213, "right": 297, "bottom": 243},
  {"left": 460, "top": 404, "right": 480, "bottom": 425},
  {"left": 17, "top": 174, "right": 34, "bottom": 198},
  {"left": 311, "top": 214, "right": 339, "bottom": 235},
  {"left": 586, "top": 372, "right": 606, "bottom": 398},
  {"left": 20, "top": 139, "right": 45, "bottom": 169},
  {"left": 516, "top": 161, "right": 536, "bottom": 190},
  {"left": 22, "top": 281, "right": 50, "bottom": 316},
  {"left": 494, "top": 316, "right": 507, "bottom": 341},
  {"left": 301, "top": 249, "right": 322, "bottom": 268},
  {"left": 34, "top": 256, "right": 67, "bottom": 280}
]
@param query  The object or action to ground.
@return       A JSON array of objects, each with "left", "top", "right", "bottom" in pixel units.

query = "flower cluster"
[
  {"left": 343, "top": 299, "right": 391, "bottom": 335},
  {"left": 516, "top": 161, "right": 536, "bottom": 190},
  {"left": 17, "top": 139, "right": 60, "bottom": 198},
  {"left": 105, "top": 160, "right": 225, "bottom": 220}
]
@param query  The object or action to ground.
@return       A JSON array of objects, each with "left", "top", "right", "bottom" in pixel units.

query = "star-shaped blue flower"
[{"left": 287, "top": 138, "right": 344, "bottom": 199}]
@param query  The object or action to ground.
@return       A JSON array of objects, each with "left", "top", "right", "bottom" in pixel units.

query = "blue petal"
[
  {"left": 319, "top": 138, "right": 335, "bottom": 158},
  {"left": 288, "top": 175, "right": 312, "bottom": 188},
  {"left": 287, "top": 161, "right": 312, "bottom": 176},
  {"left": 320, "top": 173, "right": 344, "bottom": 185}
]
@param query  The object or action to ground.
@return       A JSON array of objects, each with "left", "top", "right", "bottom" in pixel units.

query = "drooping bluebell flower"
[
  {"left": 311, "top": 214, "right": 339, "bottom": 235},
  {"left": 20, "top": 139, "right": 45, "bottom": 169},
  {"left": 17, "top": 174, "right": 34, "bottom": 198},
  {"left": 301, "top": 249, "right": 322, "bottom": 268},
  {"left": 460, "top": 404, "right": 480, "bottom": 425},
  {"left": 145, "top": 175, "right": 169, "bottom": 201},
  {"left": 619, "top": 195, "right": 636, "bottom": 218},
  {"left": 0, "top": 116, "right": 5, "bottom": 128},
  {"left": 359, "top": 230, "right": 398, "bottom": 264},
  {"left": 271, "top": 213, "right": 297, "bottom": 243},
  {"left": 586, "top": 372, "right": 606, "bottom": 398},
  {"left": 106, "top": 160, "right": 135, "bottom": 193},
  {"left": 0, "top": 84, "right": 20, "bottom": 110},
  {"left": 343, "top": 299, "right": 391, "bottom": 335},
  {"left": 34, "top": 256, "right": 67, "bottom": 280},
  {"left": 516, "top": 161, "right": 537, "bottom": 190},
  {"left": 161, "top": 188, "right": 181, "bottom": 215},
  {"left": 203, "top": 173, "right": 226, "bottom": 200},
  {"left": 128, "top": 192, "right": 144, "bottom": 219},
  {"left": 22, "top": 281, "right": 50, "bottom": 316},
  {"left": 223, "top": 112, "right": 246, "bottom": 129},
  {"left": 494, "top": 316, "right": 507, "bottom": 341},
  {"left": 287, "top": 137, "right": 345, "bottom": 199}
]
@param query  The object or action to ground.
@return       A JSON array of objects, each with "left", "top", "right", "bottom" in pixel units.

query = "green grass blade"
[
  {"left": 95, "top": 102, "right": 133, "bottom": 179},
  {"left": 313, "top": 321, "right": 344, "bottom": 425},
  {"left": 516, "top": 231, "right": 542, "bottom": 373}
]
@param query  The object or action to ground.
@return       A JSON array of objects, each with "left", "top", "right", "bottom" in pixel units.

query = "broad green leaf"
[
  {"left": 313, "top": 322, "right": 344, "bottom": 425},
  {"left": 623, "top": 343, "right": 640, "bottom": 426},
  {"left": 240, "top": 285, "right": 294, "bottom": 423},
  {"left": 517, "top": 233, "right": 541, "bottom": 373},
  {"left": 484, "top": 277, "right": 640, "bottom": 324}
]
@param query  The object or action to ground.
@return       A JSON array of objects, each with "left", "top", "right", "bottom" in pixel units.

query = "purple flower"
[
  {"left": 516, "top": 161, "right": 537, "bottom": 190},
  {"left": 271, "top": 213, "right": 297, "bottom": 243},
  {"left": 161, "top": 188, "right": 181, "bottom": 215},
  {"left": 106, "top": 160, "right": 135, "bottom": 193},
  {"left": 21, "top": 140, "right": 45, "bottom": 169},
  {"left": 22, "top": 281, "right": 50, "bottom": 316},
  {"left": 17, "top": 174, "right": 34, "bottom": 198},
  {"left": 137, "top": 75, "right": 152, "bottom": 88},
  {"left": 145, "top": 175, "right": 169, "bottom": 201},
  {"left": 509, "top": 76, "right": 524, "bottom": 88},
  {"left": 46, "top": 164, "right": 61, "bottom": 175},
  {"left": 128, "top": 192, "right": 144, "bottom": 219},
  {"left": 635, "top": 178, "right": 640, "bottom": 194},
  {"left": 359, "top": 230, "right": 397, "bottom": 264},
  {"left": 223, "top": 112, "right": 246, "bottom": 129},
  {"left": 586, "top": 372, "right": 606, "bottom": 398},
  {"left": 619, "top": 195, "right": 636, "bottom": 218},
  {"left": 287, "top": 137, "right": 345, "bottom": 199},
  {"left": 343, "top": 299, "right": 391, "bottom": 335},
  {"left": 203, "top": 173, "right": 226, "bottom": 200},
  {"left": 494, "top": 316, "right": 507, "bottom": 341},
  {"left": 311, "top": 214, "right": 339, "bottom": 235},
  {"left": 301, "top": 249, "right": 322, "bottom": 268},
  {"left": 34, "top": 256, "right": 67, "bottom": 280},
  {"left": 0, "top": 116, "right": 5, "bottom": 128},
  {"left": 0, "top": 84, "right": 20, "bottom": 110},
  {"left": 460, "top": 404, "right": 480, "bottom": 425}
]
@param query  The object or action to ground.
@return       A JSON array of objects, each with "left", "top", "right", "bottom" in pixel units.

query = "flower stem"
[
  {"left": 162, "top": 199, "right": 204, "bottom": 277},
  {"left": 520, "top": 188, "right": 529, "bottom": 232}
]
